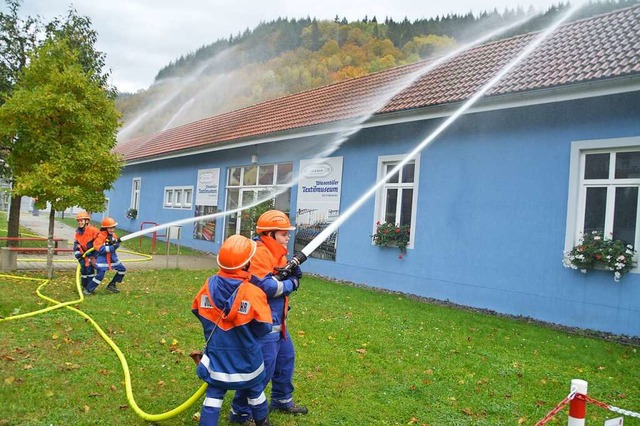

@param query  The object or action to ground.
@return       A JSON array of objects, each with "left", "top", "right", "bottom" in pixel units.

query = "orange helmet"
[
  {"left": 101, "top": 217, "right": 117, "bottom": 228},
  {"left": 76, "top": 211, "right": 90, "bottom": 221},
  {"left": 217, "top": 235, "right": 257, "bottom": 271},
  {"left": 255, "top": 210, "right": 295, "bottom": 233}
]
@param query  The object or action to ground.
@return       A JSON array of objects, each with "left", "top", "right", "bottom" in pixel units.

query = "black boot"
[
  {"left": 272, "top": 404, "right": 308, "bottom": 414},
  {"left": 254, "top": 417, "right": 271, "bottom": 426},
  {"left": 106, "top": 282, "right": 120, "bottom": 293}
]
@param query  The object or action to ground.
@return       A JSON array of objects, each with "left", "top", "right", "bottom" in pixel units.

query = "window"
[
  {"left": 130, "top": 178, "right": 141, "bottom": 211},
  {"left": 373, "top": 155, "right": 420, "bottom": 249},
  {"left": 163, "top": 186, "right": 193, "bottom": 209},
  {"left": 224, "top": 163, "right": 293, "bottom": 238},
  {"left": 565, "top": 137, "right": 640, "bottom": 258}
]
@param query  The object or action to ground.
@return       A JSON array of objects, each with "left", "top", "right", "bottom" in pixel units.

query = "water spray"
[
  {"left": 121, "top": 15, "right": 538, "bottom": 247},
  {"left": 276, "top": 3, "right": 583, "bottom": 272}
]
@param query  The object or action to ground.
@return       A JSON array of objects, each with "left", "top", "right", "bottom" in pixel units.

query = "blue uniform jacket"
[{"left": 192, "top": 272, "right": 272, "bottom": 390}]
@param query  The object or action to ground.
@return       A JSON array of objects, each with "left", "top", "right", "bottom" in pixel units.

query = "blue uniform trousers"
[
  {"left": 230, "top": 332, "right": 296, "bottom": 420},
  {"left": 77, "top": 258, "right": 96, "bottom": 289},
  {"left": 201, "top": 382, "right": 268, "bottom": 426},
  {"left": 88, "top": 262, "right": 126, "bottom": 293}
]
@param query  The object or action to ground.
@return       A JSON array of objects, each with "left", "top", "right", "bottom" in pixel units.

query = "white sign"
[
  {"left": 195, "top": 168, "right": 220, "bottom": 206},
  {"left": 294, "top": 157, "right": 343, "bottom": 261}
]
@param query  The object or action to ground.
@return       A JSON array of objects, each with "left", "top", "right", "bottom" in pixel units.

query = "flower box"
[
  {"left": 563, "top": 231, "right": 636, "bottom": 282},
  {"left": 372, "top": 221, "right": 411, "bottom": 259}
]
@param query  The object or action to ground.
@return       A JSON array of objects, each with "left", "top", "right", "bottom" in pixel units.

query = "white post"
[{"left": 568, "top": 379, "right": 588, "bottom": 426}]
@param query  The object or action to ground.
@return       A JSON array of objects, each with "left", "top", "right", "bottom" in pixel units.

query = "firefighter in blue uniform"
[
  {"left": 230, "top": 210, "right": 307, "bottom": 424},
  {"left": 192, "top": 234, "right": 273, "bottom": 426}
]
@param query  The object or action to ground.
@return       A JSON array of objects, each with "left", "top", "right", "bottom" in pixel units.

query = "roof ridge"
[{"left": 118, "top": 4, "right": 640, "bottom": 162}]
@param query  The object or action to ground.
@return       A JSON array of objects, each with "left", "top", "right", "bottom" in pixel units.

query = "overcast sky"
[{"left": 10, "top": 0, "right": 564, "bottom": 93}]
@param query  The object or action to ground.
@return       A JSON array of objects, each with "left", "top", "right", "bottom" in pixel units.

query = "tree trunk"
[
  {"left": 6, "top": 194, "right": 21, "bottom": 247},
  {"left": 46, "top": 208, "right": 55, "bottom": 279}
]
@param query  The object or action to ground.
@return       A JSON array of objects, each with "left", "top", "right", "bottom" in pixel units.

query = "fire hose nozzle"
[{"left": 275, "top": 251, "right": 308, "bottom": 280}]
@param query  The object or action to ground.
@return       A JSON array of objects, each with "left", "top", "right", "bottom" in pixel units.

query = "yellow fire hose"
[{"left": 0, "top": 257, "right": 207, "bottom": 421}]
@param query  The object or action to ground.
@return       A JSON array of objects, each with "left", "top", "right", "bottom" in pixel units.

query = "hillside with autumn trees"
[{"left": 116, "top": 0, "right": 639, "bottom": 140}]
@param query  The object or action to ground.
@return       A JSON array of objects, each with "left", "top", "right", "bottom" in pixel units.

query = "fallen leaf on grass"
[
  {"left": 89, "top": 392, "right": 102, "bottom": 397},
  {"left": 45, "top": 390, "right": 54, "bottom": 397},
  {"left": 22, "top": 364, "right": 33, "bottom": 370},
  {"left": 408, "top": 417, "right": 419, "bottom": 424},
  {"left": 4, "top": 377, "right": 15, "bottom": 385},
  {"left": 63, "top": 362, "right": 81, "bottom": 370},
  {"left": 356, "top": 348, "right": 366, "bottom": 354},
  {"left": 1, "top": 355, "right": 15, "bottom": 362},
  {"left": 83, "top": 405, "right": 90, "bottom": 414}
]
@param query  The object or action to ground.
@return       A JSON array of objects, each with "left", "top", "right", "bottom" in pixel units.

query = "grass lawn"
[{"left": 1, "top": 269, "right": 638, "bottom": 425}]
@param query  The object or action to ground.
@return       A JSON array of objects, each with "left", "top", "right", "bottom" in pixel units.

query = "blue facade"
[{"left": 108, "top": 91, "right": 640, "bottom": 337}]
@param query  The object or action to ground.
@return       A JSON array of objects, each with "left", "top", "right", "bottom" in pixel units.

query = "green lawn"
[{"left": 1, "top": 270, "right": 638, "bottom": 425}]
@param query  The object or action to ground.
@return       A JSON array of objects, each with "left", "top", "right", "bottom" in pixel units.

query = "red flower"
[{"left": 395, "top": 228, "right": 400, "bottom": 233}]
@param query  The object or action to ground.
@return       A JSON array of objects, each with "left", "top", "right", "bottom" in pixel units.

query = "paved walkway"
[{"left": 15, "top": 212, "right": 217, "bottom": 272}]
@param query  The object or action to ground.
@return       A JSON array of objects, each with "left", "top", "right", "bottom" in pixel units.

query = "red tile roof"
[{"left": 118, "top": 5, "right": 640, "bottom": 162}]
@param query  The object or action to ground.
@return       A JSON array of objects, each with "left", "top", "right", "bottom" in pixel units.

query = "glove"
[
  {"left": 103, "top": 239, "right": 112, "bottom": 246},
  {"left": 289, "top": 276, "right": 300, "bottom": 291},
  {"left": 189, "top": 351, "right": 203, "bottom": 365},
  {"left": 116, "top": 237, "right": 122, "bottom": 244},
  {"left": 74, "top": 253, "right": 82, "bottom": 260},
  {"left": 292, "top": 265, "right": 303, "bottom": 279}
]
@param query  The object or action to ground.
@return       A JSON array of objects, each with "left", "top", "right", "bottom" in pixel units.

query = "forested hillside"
[{"left": 116, "top": 0, "right": 639, "bottom": 141}]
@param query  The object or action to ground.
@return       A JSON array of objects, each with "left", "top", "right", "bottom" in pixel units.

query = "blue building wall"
[{"left": 109, "top": 91, "right": 640, "bottom": 336}]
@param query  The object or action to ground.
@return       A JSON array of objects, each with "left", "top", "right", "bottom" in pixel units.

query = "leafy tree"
[
  {"left": 0, "top": 1, "right": 115, "bottom": 249},
  {"left": 0, "top": 37, "right": 121, "bottom": 277},
  {"left": 44, "top": 7, "right": 115, "bottom": 98},
  {"left": 0, "top": 0, "right": 40, "bottom": 245}
]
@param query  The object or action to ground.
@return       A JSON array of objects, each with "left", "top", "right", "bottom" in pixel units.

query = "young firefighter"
[
  {"left": 73, "top": 211, "right": 99, "bottom": 291},
  {"left": 229, "top": 210, "right": 306, "bottom": 425},
  {"left": 192, "top": 234, "right": 273, "bottom": 426},
  {"left": 85, "top": 217, "right": 126, "bottom": 295}
]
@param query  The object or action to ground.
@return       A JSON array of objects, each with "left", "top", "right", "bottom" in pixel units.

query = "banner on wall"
[
  {"left": 294, "top": 157, "right": 343, "bottom": 261},
  {"left": 194, "top": 168, "right": 220, "bottom": 241}
]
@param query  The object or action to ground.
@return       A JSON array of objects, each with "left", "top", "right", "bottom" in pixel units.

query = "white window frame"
[
  {"left": 163, "top": 186, "right": 194, "bottom": 209},
  {"left": 565, "top": 136, "right": 640, "bottom": 272},
  {"left": 372, "top": 154, "right": 420, "bottom": 250},
  {"left": 224, "top": 162, "right": 293, "bottom": 238},
  {"left": 130, "top": 178, "right": 141, "bottom": 211}
]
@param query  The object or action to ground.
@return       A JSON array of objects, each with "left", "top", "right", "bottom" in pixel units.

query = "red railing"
[{"left": 138, "top": 222, "right": 166, "bottom": 254}]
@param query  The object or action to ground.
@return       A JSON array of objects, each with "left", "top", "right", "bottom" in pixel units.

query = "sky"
[{"left": 11, "top": 0, "right": 564, "bottom": 93}]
